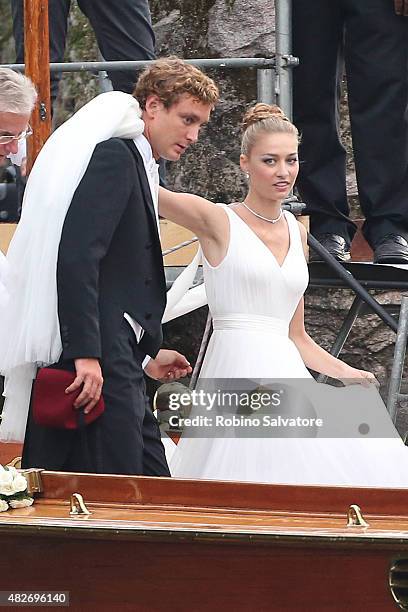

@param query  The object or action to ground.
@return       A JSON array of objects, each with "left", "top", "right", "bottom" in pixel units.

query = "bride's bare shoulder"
[
  {"left": 296, "top": 219, "right": 308, "bottom": 239},
  {"left": 296, "top": 220, "right": 309, "bottom": 259}
]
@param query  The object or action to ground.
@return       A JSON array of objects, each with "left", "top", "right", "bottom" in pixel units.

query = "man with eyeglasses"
[
  {"left": 0, "top": 68, "right": 36, "bottom": 168},
  {"left": 0, "top": 124, "right": 32, "bottom": 164},
  {"left": 0, "top": 67, "right": 36, "bottom": 415}
]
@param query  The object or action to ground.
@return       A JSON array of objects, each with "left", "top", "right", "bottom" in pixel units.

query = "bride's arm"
[
  {"left": 159, "top": 187, "right": 227, "bottom": 242},
  {"left": 289, "top": 298, "right": 358, "bottom": 379},
  {"left": 289, "top": 223, "right": 376, "bottom": 383}
]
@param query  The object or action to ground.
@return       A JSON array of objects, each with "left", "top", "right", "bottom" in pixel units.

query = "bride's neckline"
[{"left": 228, "top": 205, "right": 292, "bottom": 269}]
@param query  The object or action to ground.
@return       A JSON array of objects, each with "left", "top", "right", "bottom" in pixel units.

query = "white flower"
[
  {"left": 0, "top": 466, "right": 33, "bottom": 511},
  {"left": 5, "top": 466, "right": 18, "bottom": 477},
  {"left": 10, "top": 473, "right": 28, "bottom": 495},
  {"left": 9, "top": 498, "right": 34, "bottom": 509},
  {"left": 0, "top": 466, "right": 28, "bottom": 496},
  {"left": 0, "top": 466, "right": 15, "bottom": 495}
]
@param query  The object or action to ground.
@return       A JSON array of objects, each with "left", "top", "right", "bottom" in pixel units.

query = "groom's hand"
[
  {"left": 144, "top": 349, "right": 192, "bottom": 381},
  {"left": 66, "top": 358, "right": 104, "bottom": 413}
]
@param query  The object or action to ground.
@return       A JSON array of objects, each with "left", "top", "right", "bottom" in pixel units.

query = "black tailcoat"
[{"left": 22, "top": 138, "right": 170, "bottom": 476}]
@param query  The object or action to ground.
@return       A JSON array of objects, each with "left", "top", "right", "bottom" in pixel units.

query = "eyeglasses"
[{"left": 0, "top": 125, "right": 33, "bottom": 145}]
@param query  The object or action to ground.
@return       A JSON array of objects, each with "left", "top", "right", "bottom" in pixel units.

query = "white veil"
[{"left": 0, "top": 91, "right": 145, "bottom": 442}]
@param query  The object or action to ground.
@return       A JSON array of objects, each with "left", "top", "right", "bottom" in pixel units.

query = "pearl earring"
[{"left": 246, "top": 172, "right": 249, "bottom": 180}]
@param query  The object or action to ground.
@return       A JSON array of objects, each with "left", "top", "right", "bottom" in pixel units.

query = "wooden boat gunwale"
[
  {"left": 1, "top": 471, "right": 408, "bottom": 552},
  {"left": 30, "top": 471, "right": 408, "bottom": 515},
  {"left": 2, "top": 519, "right": 408, "bottom": 552}
]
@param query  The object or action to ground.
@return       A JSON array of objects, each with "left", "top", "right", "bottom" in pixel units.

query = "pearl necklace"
[{"left": 241, "top": 201, "right": 284, "bottom": 224}]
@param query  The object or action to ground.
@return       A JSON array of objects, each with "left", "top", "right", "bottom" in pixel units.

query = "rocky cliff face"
[{"left": 0, "top": 1, "right": 403, "bottom": 418}]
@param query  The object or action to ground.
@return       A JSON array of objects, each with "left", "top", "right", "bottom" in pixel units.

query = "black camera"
[{"left": 0, "top": 166, "right": 21, "bottom": 222}]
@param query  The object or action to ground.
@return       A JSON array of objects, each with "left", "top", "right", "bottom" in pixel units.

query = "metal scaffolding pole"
[
  {"left": 3, "top": 57, "right": 276, "bottom": 73},
  {"left": 275, "top": 0, "right": 298, "bottom": 119},
  {"left": 96, "top": 52, "right": 113, "bottom": 93},
  {"left": 257, "top": 69, "right": 275, "bottom": 105},
  {"left": 387, "top": 295, "right": 408, "bottom": 422}
]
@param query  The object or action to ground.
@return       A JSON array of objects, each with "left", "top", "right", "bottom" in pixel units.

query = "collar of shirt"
[{"left": 133, "top": 133, "right": 160, "bottom": 228}]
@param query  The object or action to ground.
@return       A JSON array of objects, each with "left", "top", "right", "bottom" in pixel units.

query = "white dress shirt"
[{"left": 124, "top": 134, "right": 160, "bottom": 365}]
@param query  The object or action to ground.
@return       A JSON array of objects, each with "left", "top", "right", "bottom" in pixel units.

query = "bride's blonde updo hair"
[{"left": 241, "top": 103, "right": 299, "bottom": 156}]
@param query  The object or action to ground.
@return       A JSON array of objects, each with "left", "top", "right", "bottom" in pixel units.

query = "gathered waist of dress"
[{"left": 212, "top": 313, "right": 289, "bottom": 336}]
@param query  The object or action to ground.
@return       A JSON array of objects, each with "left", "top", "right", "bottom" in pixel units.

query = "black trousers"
[
  {"left": 293, "top": 0, "right": 408, "bottom": 247},
  {"left": 22, "top": 319, "right": 170, "bottom": 476},
  {"left": 11, "top": 0, "right": 155, "bottom": 102}
]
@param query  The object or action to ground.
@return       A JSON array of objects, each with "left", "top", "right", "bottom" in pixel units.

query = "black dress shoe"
[
  {"left": 309, "top": 233, "right": 351, "bottom": 262},
  {"left": 373, "top": 234, "right": 408, "bottom": 264}
]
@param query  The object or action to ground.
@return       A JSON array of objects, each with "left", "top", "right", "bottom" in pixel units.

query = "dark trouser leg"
[
  {"left": 77, "top": 0, "right": 155, "bottom": 94},
  {"left": 345, "top": 0, "right": 408, "bottom": 247},
  {"left": 141, "top": 393, "right": 171, "bottom": 477},
  {"left": 10, "top": 0, "right": 71, "bottom": 107},
  {"left": 22, "top": 372, "right": 76, "bottom": 471},
  {"left": 95, "top": 325, "right": 169, "bottom": 476},
  {"left": 22, "top": 320, "right": 169, "bottom": 476},
  {"left": 292, "top": 0, "right": 355, "bottom": 244},
  {"left": 22, "top": 359, "right": 90, "bottom": 472}
]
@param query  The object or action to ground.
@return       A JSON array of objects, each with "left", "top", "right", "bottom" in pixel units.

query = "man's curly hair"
[{"left": 133, "top": 56, "right": 219, "bottom": 109}]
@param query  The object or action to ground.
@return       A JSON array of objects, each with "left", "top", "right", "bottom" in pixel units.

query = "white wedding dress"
[
  {"left": 0, "top": 251, "right": 8, "bottom": 309},
  {"left": 170, "top": 206, "right": 408, "bottom": 487}
]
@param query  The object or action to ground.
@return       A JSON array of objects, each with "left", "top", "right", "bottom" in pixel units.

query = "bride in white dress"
[{"left": 159, "top": 103, "right": 408, "bottom": 487}]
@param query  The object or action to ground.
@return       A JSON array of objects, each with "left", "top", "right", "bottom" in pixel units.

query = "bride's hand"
[
  {"left": 144, "top": 349, "right": 192, "bottom": 381},
  {"left": 339, "top": 367, "right": 379, "bottom": 388}
]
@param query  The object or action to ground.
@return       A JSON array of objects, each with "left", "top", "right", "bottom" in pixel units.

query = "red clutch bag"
[{"left": 32, "top": 368, "right": 105, "bottom": 430}]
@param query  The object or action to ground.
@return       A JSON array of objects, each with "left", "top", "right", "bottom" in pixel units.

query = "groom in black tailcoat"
[{"left": 22, "top": 57, "right": 219, "bottom": 475}]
